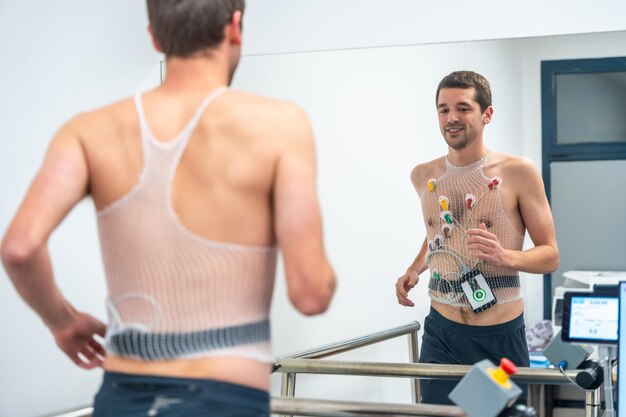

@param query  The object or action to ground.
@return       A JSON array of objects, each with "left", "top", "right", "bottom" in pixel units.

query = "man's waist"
[
  {"left": 428, "top": 275, "right": 520, "bottom": 293},
  {"left": 103, "top": 355, "right": 272, "bottom": 392},
  {"left": 429, "top": 302, "right": 525, "bottom": 329}
]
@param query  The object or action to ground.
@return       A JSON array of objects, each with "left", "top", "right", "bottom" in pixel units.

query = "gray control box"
[
  {"left": 543, "top": 329, "right": 593, "bottom": 369},
  {"left": 449, "top": 359, "right": 522, "bottom": 417}
]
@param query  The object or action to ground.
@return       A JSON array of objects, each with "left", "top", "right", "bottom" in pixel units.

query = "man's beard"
[
  {"left": 445, "top": 135, "right": 468, "bottom": 150},
  {"left": 443, "top": 127, "right": 477, "bottom": 150}
]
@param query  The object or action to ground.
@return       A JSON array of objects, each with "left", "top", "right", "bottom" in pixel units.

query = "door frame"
[{"left": 541, "top": 56, "right": 626, "bottom": 319}]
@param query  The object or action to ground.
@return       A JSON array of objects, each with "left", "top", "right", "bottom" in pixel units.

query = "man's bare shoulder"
[
  {"left": 208, "top": 90, "right": 311, "bottom": 150},
  {"left": 224, "top": 89, "right": 298, "bottom": 109},
  {"left": 64, "top": 97, "right": 136, "bottom": 138},
  {"left": 490, "top": 152, "right": 539, "bottom": 176},
  {"left": 224, "top": 90, "right": 308, "bottom": 125},
  {"left": 489, "top": 152, "right": 543, "bottom": 191},
  {"left": 410, "top": 156, "right": 446, "bottom": 193}
]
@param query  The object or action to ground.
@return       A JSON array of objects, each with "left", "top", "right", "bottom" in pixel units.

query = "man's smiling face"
[{"left": 437, "top": 87, "right": 492, "bottom": 150}]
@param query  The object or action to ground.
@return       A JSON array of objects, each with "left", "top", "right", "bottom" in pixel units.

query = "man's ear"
[
  {"left": 226, "top": 10, "right": 243, "bottom": 46},
  {"left": 148, "top": 24, "right": 163, "bottom": 53},
  {"left": 483, "top": 106, "right": 494, "bottom": 124}
]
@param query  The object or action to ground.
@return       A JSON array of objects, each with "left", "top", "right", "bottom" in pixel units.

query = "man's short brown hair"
[
  {"left": 436, "top": 71, "right": 492, "bottom": 113},
  {"left": 147, "top": 0, "right": 245, "bottom": 58}
]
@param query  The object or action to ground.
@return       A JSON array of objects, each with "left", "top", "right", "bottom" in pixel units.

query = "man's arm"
[
  {"left": 1, "top": 118, "right": 106, "bottom": 368},
  {"left": 466, "top": 159, "right": 559, "bottom": 273},
  {"left": 395, "top": 238, "right": 428, "bottom": 307},
  {"left": 395, "top": 164, "right": 433, "bottom": 307},
  {"left": 273, "top": 103, "right": 336, "bottom": 316}
]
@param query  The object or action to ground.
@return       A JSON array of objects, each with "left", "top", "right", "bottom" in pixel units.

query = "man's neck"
[
  {"left": 447, "top": 143, "right": 491, "bottom": 167},
  {"left": 161, "top": 54, "right": 230, "bottom": 94}
]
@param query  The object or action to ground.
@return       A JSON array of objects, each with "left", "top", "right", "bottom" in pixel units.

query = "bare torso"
[
  {"left": 77, "top": 88, "right": 297, "bottom": 390},
  {"left": 414, "top": 152, "right": 528, "bottom": 326}
]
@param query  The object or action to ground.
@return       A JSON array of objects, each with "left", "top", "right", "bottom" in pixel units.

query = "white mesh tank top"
[
  {"left": 97, "top": 88, "right": 277, "bottom": 362},
  {"left": 419, "top": 153, "right": 524, "bottom": 307}
]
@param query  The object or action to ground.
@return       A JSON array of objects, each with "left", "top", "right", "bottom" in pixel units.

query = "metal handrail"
[
  {"left": 47, "top": 399, "right": 467, "bottom": 417},
  {"left": 275, "top": 358, "right": 581, "bottom": 385},
  {"left": 274, "top": 321, "right": 422, "bottom": 408},
  {"left": 278, "top": 321, "right": 421, "bottom": 360},
  {"left": 45, "top": 323, "right": 422, "bottom": 417},
  {"left": 42, "top": 390, "right": 600, "bottom": 417},
  {"left": 272, "top": 321, "right": 605, "bottom": 417},
  {"left": 271, "top": 397, "right": 467, "bottom": 417},
  {"left": 45, "top": 360, "right": 597, "bottom": 417},
  {"left": 45, "top": 408, "right": 92, "bottom": 417},
  {"left": 43, "top": 320, "right": 599, "bottom": 417},
  {"left": 42, "top": 392, "right": 601, "bottom": 417}
]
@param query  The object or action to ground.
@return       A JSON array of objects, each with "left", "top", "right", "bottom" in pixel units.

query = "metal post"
[
  {"left": 408, "top": 330, "right": 421, "bottom": 403},
  {"left": 585, "top": 387, "right": 602, "bottom": 417},
  {"left": 281, "top": 372, "right": 297, "bottom": 417},
  {"left": 281, "top": 372, "right": 297, "bottom": 397},
  {"left": 528, "top": 384, "right": 546, "bottom": 417}
]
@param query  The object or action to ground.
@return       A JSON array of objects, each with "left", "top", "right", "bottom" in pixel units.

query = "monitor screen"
[
  {"left": 562, "top": 292, "right": 618, "bottom": 344},
  {"left": 618, "top": 282, "right": 626, "bottom": 416}
]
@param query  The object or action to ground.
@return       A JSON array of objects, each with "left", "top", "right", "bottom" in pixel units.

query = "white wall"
[
  {"left": 1, "top": 1, "right": 626, "bottom": 415},
  {"left": 243, "top": 0, "right": 626, "bottom": 55},
  {"left": 0, "top": 2, "right": 160, "bottom": 416}
]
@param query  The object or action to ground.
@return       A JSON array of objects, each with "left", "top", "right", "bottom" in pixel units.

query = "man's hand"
[
  {"left": 395, "top": 270, "right": 419, "bottom": 307},
  {"left": 51, "top": 311, "right": 107, "bottom": 369},
  {"left": 466, "top": 223, "right": 512, "bottom": 268}
]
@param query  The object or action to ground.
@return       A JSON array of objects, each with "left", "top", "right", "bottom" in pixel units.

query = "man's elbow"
[
  {"left": 1, "top": 233, "right": 43, "bottom": 269},
  {"left": 548, "top": 249, "right": 560, "bottom": 273},
  {"left": 542, "top": 247, "right": 560, "bottom": 274},
  {"left": 289, "top": 273, "right": 336, "bottom": 316},
  {"left": 292, "top": 295, "right": 331, "bottom": 316}
]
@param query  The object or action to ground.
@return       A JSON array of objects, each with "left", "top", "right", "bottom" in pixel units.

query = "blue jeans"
[{"left": 93, "top": 372, "right": 270, "bottom": 417}]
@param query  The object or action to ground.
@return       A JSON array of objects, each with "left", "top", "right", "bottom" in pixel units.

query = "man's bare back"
[
  {"left": 83, "top": 89, "right": 306, "bottom": 248},
  {"left": 1, "top": 4, "right": 336, "bottom": 400},
  {"left": 60, "top": 88, "right": 308, "bottom": 389}
]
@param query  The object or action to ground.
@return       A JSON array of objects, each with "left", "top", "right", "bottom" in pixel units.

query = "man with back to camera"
[
  {"left": 1, "top": 1, "right": 336, "bottom": 415},
  {"left": 395, "top": 70, "right": 559, "bottom": 404}
]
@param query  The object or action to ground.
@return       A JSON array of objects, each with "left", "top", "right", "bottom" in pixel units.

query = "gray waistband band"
[
  {"left": 107, "top": 319, "right": 270, "bottom": 360},
  {"left": 428, "top": 275, "right": 520, "bottom": 294}
]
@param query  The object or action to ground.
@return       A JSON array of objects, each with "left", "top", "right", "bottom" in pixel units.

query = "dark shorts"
[
  {"left": 419, "top": 307, "right": 530, "bottom": 405},
  {"left": 93, "top": 372, "right": 270, "bottom": 417}
]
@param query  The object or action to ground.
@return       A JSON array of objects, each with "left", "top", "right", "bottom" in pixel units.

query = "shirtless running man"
[{"left": 395, "top": 70, "right": 558, "bottom": 404}]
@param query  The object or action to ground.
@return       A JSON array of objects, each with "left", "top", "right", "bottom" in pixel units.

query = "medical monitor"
[{"left": 562, "top": 287, "right": 618, "bottom": 345}]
